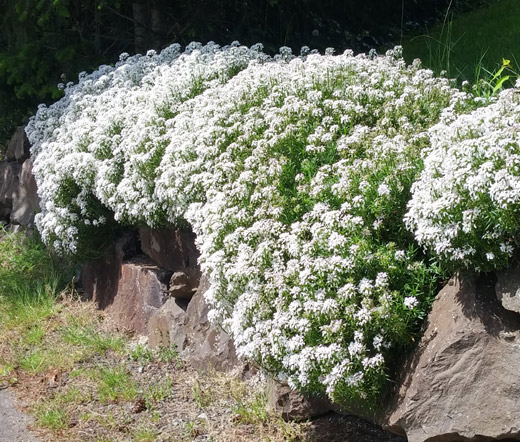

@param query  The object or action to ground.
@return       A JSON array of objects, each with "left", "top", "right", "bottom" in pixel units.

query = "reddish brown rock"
[
  {"left": 168, "top": 267, "right": 201, "bottom": 299},
  {"left": 266, "top": 377, "right": 332, "bottom": 421},
  {"left": 11, "top": 159, "right": 39, "bottom": 226},
  {"left": 181, "top": 275, "right": 238, "bottom": 371},
  {"left": 383, "top": 273, "right": 520, "bottom": 442},
  {"left": 5, "top": 126, "right": 30, "bottom": 163},
  {"left": 101, "top": 258, "right": 171, "bottom": 334},
  {"left": 139, "top": 227, "right": 199, "bottom": 271},
  {"left": 81, "top": 230, "right": 140, "bottom": 309},
  {"left": 148, "top": 298, "right": 188, "bottom": 351}
]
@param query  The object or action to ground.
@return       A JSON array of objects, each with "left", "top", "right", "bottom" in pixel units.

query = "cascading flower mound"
[{"left": 26, "top": 42, "right": 477, "bottom": 405}]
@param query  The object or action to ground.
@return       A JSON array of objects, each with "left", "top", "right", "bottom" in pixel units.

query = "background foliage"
[{"left": 0, "top": 0, "right": 490, "bottom": 150}]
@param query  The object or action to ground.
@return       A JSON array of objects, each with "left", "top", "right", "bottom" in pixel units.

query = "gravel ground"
[{"left": 0, "top": 388, "right": 39, "bottom": 442}]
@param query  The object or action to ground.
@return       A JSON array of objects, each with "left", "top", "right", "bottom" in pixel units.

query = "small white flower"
[
  {"left": 377, "top": 183, "right": 390, "bottom": 196},
  {"left": 403, "top": 296, "right": 419, "bottom": 309}
]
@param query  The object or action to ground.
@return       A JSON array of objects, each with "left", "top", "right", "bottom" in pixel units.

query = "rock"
[
  {"left": 266, "top": 377, "right": 332, "bottom": 421},
  {"left": 104, "top": 257, "right": 172, "bottom": 334},
  {"left": 81, "top": 230, "right": 141, "bottom": 309},
  {"left": 496, "top": 264, "right": 520, "bottom": 314},
  {"left": 307, "top": 412, "right": 406, "bottom": 442},
  {"left": 181, "top": 275, "right": 238, "bottom": 371},
  {"left": 148, "top": 273, "right": 240, "bottom": 371},
  {"left": 0, "top": 162, "right": 21, "bottom": 221},
  {"left": 384, "top": 273, "right": 520, "bottom": 442},
  {"left": 139, "top": 227, "right": 199, "bottom": 271},
  {"left": 148, "top": 298, "right": 188, "bottom": 351},
  {"left": 10, "top": 158, "right": 39, "bottom": 226},
  {"left": 168, "top": 267, "right": 201, "bottom": 299},
  {"left": 181, "top": 275, "right": 239, "bottom": 371},
  {"left": 5, "top": 126, "right": 30, "bottom": 163}
]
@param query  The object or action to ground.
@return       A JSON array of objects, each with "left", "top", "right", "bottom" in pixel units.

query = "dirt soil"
[{"left": 6, "top": 353, "right": 406, "bottom": 442}]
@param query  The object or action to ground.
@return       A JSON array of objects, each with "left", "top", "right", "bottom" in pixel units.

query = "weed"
[
  {"left": 96, "top": 366, "right": 137, "bottom": 403},
  {"left": 233, "top": 392, "right": 270, "bottom": 425},
  {"left": 184, "top": 420, "right": 203, "bottom": 439},
  {"left": 191, "top": 379, "right": 215, "bottom": 408},
  {"left": 34, "top": 402, "right": 69, "bottom": 430},
  {"left": 472, "top": 57, "right": 519, "bottom": 98},
  {"left": 157, "top": 345, "right": 182, "bottom": 365},
  {"left": 129, "top": 343, "right": 155, "bottom": 363},
  {"left": 144, "top": 375, "right": 173, "bottom": 409},
  {"left": 131, "top": 426, "right": 160, "bottom": 442}
]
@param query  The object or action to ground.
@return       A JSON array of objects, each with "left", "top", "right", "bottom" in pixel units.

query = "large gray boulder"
[
  {"left": 5, "top": 126, "right": 30, "bottom": 163},
  {"left": 384, "top": 274, "right": 520, "bottom": 442},
  {"left": 148, "top": 274, "right": 239, "bottom": 372},
  {"left": 0, "top": 162, "right": 21, "bottom": 221},
  {"left": 148, "top": 297, "right": 188, "bottom": 352},
  {"left": 181, "top": 274, "right": 239, "bottom": 371},
  {"left": 11, "top": 158, "right": 39, "bottom": 226}
]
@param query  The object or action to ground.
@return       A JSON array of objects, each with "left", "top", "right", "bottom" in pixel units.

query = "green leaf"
[{"left": 493, "top": 75, "right": 510, "bottom": 94}]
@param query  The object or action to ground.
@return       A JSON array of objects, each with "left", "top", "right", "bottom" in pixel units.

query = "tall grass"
[
  {"left": 0, "top": 228, "right": 74, "bottom": 365},
  {"left": 0, "top": 228, "right": 72, "bottom": 306},
  {"left": 402, "top": 0, "right": 520, "bottom": 89}
]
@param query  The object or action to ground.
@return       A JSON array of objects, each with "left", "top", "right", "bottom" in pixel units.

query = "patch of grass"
[
  {"left": 24, "top": 324, "right": 46, "bottom": 345},
  {"left": 60, "top": 321, "right": 125, "bottom": 355},
  {"left": 56, "top": 386, "right": 92, "bottom": 404},
  {"left": 34, "top": 402, "right": 70, "bottom": 430},
  {"left": 0, "top": 229, "right": 72, "bottom": 302},
  {"left": 96, "top": 366, "right": 137, "bottom": 403},
  {"left": 403, "top": 0, "right": 520, "bottom": 83},
  {"left": 191, "top": 378, "right": 215, "bottom": 409},
  {"left": 131, "top": 426, "right": 161, "bottom": 442},
  {"left": 233, "top": 392, "right": 270, "bottom": 425},
  {"left": 18, "top": 351, "right": 47, "bottom": 373},
  {"left": 144, "top": 375, "right": 173, "bottom": 409}
]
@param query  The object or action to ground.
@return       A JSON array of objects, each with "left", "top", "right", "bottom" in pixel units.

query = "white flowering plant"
[
  {"left": 182, "top": 48, "right": 474, "bottom": 406},
  {"left": 406, "top": 86, "right": 520, "bottom": 272},
  {"left": 26, "top": 42, "right": 270, "bottom": 256},
  {"left": 27, "top": 43, "right": 480, "bottom": 406}
]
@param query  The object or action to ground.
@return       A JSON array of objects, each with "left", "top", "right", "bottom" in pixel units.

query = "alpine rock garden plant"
[{"left": 27, "top": 42, "right": 497, "bottom": 407}]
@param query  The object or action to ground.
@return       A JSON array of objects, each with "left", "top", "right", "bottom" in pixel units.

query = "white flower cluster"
[
  {"left": 405, "top": 87, "right": 520, "bottom": 270},
  {"left": 26, "top": 42, "right": 269, "bottom": 254},
  {"left": 27, "top": 44, "right": 475, "bottom": 403},
  {"left": 176, "top": 48, "right": 471, "bottom": 403}
]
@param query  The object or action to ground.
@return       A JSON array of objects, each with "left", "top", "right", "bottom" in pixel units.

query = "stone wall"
[{"left": 81, "top": 227, "right": 239, "bottom": 372}]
